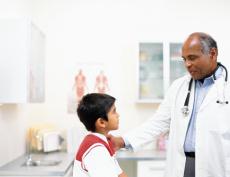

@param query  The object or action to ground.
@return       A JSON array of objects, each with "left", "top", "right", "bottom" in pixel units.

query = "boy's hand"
[{"left": 107, "top": 134, "right": 125, "bottom": 151}]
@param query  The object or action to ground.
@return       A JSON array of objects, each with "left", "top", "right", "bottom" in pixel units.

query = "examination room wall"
[{"left": 1, "top": 0, "right": 230, "bottom": 166}]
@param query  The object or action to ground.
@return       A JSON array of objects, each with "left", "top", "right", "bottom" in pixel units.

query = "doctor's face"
[{"left": 182, "top": 36, "right": 217, "bottom": 80}]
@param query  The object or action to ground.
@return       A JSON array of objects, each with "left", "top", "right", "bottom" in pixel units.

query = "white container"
[{"left": 43, "top": 131, "right": 61, "bottom": 152}]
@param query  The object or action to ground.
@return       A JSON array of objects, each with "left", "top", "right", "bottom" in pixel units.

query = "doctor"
[{"left": 109, "top": 32, "right": 230, "bottom": 177}]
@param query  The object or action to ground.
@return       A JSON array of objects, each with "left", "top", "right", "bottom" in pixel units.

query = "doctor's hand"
[
  {"left": 107, "top": 134, "right": 125, "bottom": 151},
  {"left": 119, "top": 172, "right": 128, "bottom": 177}
]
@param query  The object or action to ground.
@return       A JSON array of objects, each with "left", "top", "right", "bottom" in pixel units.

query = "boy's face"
[{"left": 106, "top": 103, "right": 119, "bottom": 131}]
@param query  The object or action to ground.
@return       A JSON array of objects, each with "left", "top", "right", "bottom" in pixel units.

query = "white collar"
[{"left": 91, "top": 132, "right": 108, "bottom": 143}]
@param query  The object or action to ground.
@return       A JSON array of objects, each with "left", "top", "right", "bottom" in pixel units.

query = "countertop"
[
  {"left": 0, "top": 152, "right": 74, "bottom": 176},
  {"left": 0, "top": 150, "right": 166, "bottom": 176},
  {"left": 116, "top": 149, "right": 166, "bottom": 161}
]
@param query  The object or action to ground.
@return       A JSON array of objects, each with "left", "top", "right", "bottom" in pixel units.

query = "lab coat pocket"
[
  {"left": 221, "top": 132, "right": 230, "bottom": 157},
  {"left": 226, "top": 157, "right": 230, "bottom": 175},
  {"left": 221, "top": 132, "right": 230, "bottom": 175},
  {"left": 209, "top": 130, "right": 230, "bottom": 176}
]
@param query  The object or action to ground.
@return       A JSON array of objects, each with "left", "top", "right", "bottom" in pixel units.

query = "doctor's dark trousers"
[{"left": 183, "top": 156, "right": 195, "bottom": 177}]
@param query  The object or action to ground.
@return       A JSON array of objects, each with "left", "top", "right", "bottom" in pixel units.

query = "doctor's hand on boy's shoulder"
[
  {"left": 119, "top": 172, "right": 128, "bottom": 177},
  {"left": 107, "top": 134, "right": 125, "bottom": 151}
]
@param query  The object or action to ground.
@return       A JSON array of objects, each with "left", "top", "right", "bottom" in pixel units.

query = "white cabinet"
[
  {"left": 137, "top": 42, "right": 186, "bottom": 103},
  {"left": 117, "top": 150, "right": 166, "bottom": 177},
  {"left": 0, "top": 19, "right": 45, "bottom": 103},
  {"left": 137, "top": 160, "right": 165, "bottom": 177}
]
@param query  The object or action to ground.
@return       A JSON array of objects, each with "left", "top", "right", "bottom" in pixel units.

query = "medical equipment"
[{"left": 181, "top": 62, "right": 228, "bottom": 117}]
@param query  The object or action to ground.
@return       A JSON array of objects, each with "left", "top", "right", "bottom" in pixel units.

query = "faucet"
[
  {"left": 25, "top": 128, "right": 33, "bottom": 165},
  {"left": 25, "top": 128, "right": 45, "bottom": 165}
]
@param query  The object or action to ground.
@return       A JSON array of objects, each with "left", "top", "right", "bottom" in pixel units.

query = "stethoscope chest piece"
[
  {"left": 181, "top": 78, "right": 193, "bottom": 117},
  {"left": 181, "top": 106, "right": 189, "bottom": 117}
]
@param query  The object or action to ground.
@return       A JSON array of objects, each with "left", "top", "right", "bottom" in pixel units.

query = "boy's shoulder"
[{"left": 76, "top": 134, "right": 115, "bottom": 161}]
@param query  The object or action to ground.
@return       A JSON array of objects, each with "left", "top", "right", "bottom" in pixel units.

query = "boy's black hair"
[{"left": 77, "top": 93, "right": 116, "bottom": 132}]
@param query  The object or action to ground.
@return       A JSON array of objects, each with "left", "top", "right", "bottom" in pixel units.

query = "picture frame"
[{"left": 67, "top": 62, "right": 110, "bottom": 113}]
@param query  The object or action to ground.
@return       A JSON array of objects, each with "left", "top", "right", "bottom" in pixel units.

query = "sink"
[
  {"left": 22, "top": 160, "right": 61, "bottom": 166},
  {"left": 22, "top": 156, "right": 61, "bottom": 166},
  {"left": 0, "top": 152, "right": 74, "bottom": 176}
]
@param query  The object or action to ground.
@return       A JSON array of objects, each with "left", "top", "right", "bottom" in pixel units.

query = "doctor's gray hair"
[
  {"left": 198, "top": 32, "right": 218, "bottom": 55},
  {"left": 189, "top": 32, "right": 218, "bottom": 55}
]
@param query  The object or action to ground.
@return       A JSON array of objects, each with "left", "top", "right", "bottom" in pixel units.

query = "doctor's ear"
[{"left": 209, "top": 48, "right": 218, "bottom": 58}]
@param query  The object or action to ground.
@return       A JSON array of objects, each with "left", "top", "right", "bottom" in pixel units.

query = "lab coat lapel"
[
  {"left": 177, "top": 77, "right": 195, "bottom": 152},
  {"left": 199, "top": 77, "right": 223, "bottom": 111},
  {"left": 188, "top": 79, "right": 195, "bottom": 118}
]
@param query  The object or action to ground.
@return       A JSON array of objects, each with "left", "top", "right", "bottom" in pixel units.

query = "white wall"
[
  {"left": 1, "top": 0, "right": 230, "bottom": 166},
  {"left": 27, "top": 0, "right": 230, "bottom": 129}
]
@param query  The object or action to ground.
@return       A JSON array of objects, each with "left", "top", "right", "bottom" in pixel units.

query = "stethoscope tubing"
[{"left": 181, "top": 62, "right": 228, "bottom": 117}]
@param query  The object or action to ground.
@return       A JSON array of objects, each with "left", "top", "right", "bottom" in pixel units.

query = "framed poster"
[
  {"left": 169, "top": 43, "right": 187, "bottom": 84},
  {"left": 138, "top": 43, "right": 164, "bottom": 102},
  {"left": 67, "top": 63, "right": 110, "bottom": 113}
]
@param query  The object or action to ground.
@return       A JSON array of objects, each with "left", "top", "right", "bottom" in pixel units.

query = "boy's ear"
[{"left": 95, "top": 118, "right": 107, "bottom": 129}]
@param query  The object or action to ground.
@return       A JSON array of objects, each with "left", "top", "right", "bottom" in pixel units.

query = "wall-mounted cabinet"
[
  {"left": 0, "top": 19, "right": 45, "bottom": 103},
  {"left": 138, "top": 43, "right": 164, "bottom": 103},
  {"left": 137, "top": 42, "right": 186, "bottom": 103}
]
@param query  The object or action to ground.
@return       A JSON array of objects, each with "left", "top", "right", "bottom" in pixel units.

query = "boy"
[{"left": 73, "top": 93, "right": 128, "bottom": 177}]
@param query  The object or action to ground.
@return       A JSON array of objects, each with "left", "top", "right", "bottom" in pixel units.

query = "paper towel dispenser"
[
  {"left": 27, "top": 125, "right": 64, "bottom": 153},
  {"left": 42, "top": 131, "right": 64, "bottom": 152}
]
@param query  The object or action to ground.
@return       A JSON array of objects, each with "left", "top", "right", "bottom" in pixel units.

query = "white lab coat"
[{"left": 125, "top": 72, "right": 230, "bottom": 177}]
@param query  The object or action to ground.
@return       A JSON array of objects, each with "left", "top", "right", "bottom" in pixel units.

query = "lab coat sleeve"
[
  {"left": 83, "top": 145, "right": 122, "bottom": 177},
  {"left": 124, "top": 81, "right": 177, "bottom": 151}
]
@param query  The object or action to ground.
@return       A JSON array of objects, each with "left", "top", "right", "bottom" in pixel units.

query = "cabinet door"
[
  {"left": 28, "top": 23, "right": 45, "bottom": 102},
  {"left": 137, "top": 160, "right": 165, "bottom": 177},
  {"left": 0, "top": 19, "right": 45, "bottom": 103},
  {"left": 0, "top": 19, "right": 28, "bottom": 103},
  {"left": 138, "top": 43, "right": 164, "bottom": 103}
]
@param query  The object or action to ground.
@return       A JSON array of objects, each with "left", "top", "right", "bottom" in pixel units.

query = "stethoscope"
[{"left": 181, "top": 62, "right": 228, "bottom": 117}]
